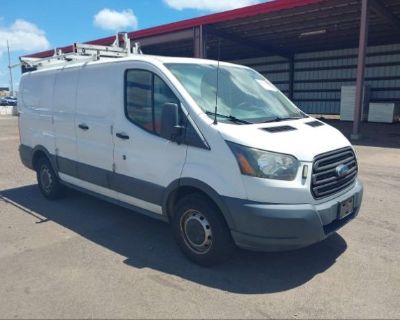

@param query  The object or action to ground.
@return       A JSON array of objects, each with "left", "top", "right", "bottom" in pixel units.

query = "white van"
[{"left": 18, "top": 51, "right": 363, "bottom": 265}]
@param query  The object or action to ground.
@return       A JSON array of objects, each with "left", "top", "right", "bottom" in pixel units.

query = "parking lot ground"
[{"left": 0, "top": 116, "right": 399, "bottom": 319}]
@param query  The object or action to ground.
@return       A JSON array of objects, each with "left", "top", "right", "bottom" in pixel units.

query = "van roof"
[
  {"left": 23, "top": 54, "right": 244, "bottom": 74},
  {"left": 136, "top": 55, "right": 241, "bottom": 66}
]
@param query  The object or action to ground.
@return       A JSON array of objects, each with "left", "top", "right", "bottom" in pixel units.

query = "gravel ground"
[{"left": 0, "top": 116, "right": 399, "bottom": 319}]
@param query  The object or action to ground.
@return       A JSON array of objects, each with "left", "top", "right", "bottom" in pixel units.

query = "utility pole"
[{"left": 7, "top": 40, "right": 14, "bottom": 97}]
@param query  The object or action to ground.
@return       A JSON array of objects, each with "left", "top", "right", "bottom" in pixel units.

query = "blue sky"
[{"left": 1, "top": 0, "right": 264, "bottom": 90}]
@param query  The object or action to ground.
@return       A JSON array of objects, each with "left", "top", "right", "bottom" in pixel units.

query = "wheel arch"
[
  {"left": 162, "top": 178, "right": 236, "bottom": 230},
  {"left": 31, "top": 145, "right": 58, "bottom": 175}
]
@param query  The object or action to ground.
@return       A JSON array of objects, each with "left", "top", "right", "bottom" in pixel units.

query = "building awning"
[{"left": 27, "top": 0, "right": 400, "bottom": 60}]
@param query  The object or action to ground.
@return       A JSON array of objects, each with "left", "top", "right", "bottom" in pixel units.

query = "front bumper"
[{"left": 225, "top": 179, "right": 363, "bottom": 251}]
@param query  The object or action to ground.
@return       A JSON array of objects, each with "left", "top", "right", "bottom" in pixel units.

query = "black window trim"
[{"left": 151, "top": 74, "right": 156, "bottom": 132}]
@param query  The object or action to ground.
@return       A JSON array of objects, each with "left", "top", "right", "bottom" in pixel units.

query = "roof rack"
[{"left": 20, "top": 32, "right": 142, "bottom": 72}]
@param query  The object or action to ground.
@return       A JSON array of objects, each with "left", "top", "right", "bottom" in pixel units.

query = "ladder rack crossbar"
[
  {"left": 75, "top": 43, "right": 129, "bottom": 57},
  {"left": 20, "top": 32, "right": 141, "bottom": 72}
]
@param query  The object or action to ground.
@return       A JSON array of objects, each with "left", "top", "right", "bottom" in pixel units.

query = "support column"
[
  {"left": 352, "top": 0, "right": 369, "bottom": 140},
  {"left": 288, "top": 55, "right": 295, "bottom": 100},
  {"left": 193, "top": 25, "right": 206, "bottom": 58}
]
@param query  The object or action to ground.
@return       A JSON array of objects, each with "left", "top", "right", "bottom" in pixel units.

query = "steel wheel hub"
[
  {"left": 40, "top": 166, "right": 52, "bottom": 193},
  {"left": 180, "top": 209, "right": 212, "bottom": 254}
]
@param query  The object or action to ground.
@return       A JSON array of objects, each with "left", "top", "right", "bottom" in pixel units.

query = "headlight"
[{"left": 227, "top": 141, "right": 300, "bottom": 181}]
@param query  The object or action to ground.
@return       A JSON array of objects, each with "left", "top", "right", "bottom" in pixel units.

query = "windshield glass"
[{"left": 165, "top": 63, "right": 305, "bottom": 123}]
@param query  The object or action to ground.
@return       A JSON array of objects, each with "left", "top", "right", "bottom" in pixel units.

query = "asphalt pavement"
[{"left": 0, "top": 116, "right": 399, "bottom": 319}]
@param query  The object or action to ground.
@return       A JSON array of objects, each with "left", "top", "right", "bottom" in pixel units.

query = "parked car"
[
  {"left": 1, "top": 96, "right": 17, "bottom": 106},
  {"left": 18, "top": 54, "right": 363, "bottom": 266}
]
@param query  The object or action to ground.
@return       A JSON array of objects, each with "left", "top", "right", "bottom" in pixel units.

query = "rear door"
[{"left": 112, "top": 63, "right": 188, "bottom": 213}]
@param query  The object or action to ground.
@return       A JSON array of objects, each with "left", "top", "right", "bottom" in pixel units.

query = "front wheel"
[
  {"left": 171, "top": 194, "right": 235, "bottom": 266},
  {"left": 36, "top": 157, "right": 64, "bottom": 200}
]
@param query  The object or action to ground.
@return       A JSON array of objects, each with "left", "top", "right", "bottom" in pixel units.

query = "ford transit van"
[{"left": 18, "top": 51, "right": 363, "bottom": 265}]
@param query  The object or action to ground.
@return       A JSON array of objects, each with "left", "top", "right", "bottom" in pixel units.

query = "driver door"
[{"left": 112, "top": 66, "right": 187, "bottom": 214}]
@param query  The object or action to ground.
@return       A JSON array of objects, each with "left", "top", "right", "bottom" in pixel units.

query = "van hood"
[{"left": 216, "top": 119, "right": 351, "bottom": 162}]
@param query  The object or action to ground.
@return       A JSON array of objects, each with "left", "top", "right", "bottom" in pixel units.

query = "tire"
[
  {"left": 36, "top": 157, "right": 64, "bottom": 200},
  {"left": 171, "top": 193, "right": 235, "bottom": 266}
]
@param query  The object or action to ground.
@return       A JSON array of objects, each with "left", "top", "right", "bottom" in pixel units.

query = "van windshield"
[{"left": 165, "top": 63, "right": 305, "bottom": 124}]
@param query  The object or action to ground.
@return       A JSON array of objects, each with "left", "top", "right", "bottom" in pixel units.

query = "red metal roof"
[{"left": 28, "top": 0, "right": 324, "bottom": 58}]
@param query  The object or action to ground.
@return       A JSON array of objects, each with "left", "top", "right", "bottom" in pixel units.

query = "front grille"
[{"left": 311, "top": 147, "right": 358, "bottom": 199}]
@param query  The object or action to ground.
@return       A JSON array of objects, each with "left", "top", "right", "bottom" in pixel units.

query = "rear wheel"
[
  {"left": 172, "top": 193, "right": 235, "bottom": 266},
  {"left": 36, "top": 157, "right": 64, "bottom": 200}
]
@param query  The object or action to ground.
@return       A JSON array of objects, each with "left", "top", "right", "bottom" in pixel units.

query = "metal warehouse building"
[{"left": 29, "top": 0, "right": 400, "bottom": 137}]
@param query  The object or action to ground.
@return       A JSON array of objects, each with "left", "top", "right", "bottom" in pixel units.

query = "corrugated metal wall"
[{"left": 230, "top": 43, "right": 400, "bottom": 114}]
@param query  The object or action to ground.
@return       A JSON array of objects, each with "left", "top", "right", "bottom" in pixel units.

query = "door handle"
[
  {"left": 78, "top": 123, "right": 89, "bottom": 130},
  {"left": 116, "top": 132, "right": 130, "bottom": 140}
]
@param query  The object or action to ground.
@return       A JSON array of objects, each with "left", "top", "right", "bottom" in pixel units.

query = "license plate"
[{"left": 338, "top": 196, "right": 354, "bottom": 219}]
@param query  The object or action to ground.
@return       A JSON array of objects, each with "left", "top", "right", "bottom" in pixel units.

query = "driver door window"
[{"left": 125, "top": 70, "right": 179, "bottom": 135}]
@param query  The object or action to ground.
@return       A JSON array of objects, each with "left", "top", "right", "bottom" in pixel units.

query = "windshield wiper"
[
  {"left": 205, "top": 111, "right": 253, "bottom": 124},
  {"left": 262, "top": 116, "right": 306, "bottom": 123}
]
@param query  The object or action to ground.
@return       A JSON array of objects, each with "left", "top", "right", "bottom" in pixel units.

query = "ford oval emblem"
[{"left": 336, "top": 164, "right": 350, "bottom": 178}]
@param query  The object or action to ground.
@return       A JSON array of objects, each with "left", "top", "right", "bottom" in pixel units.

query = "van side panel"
[
  {"left": 182, "top": 144, "right": 248, "bottom": 201},
  {"left": 75, "top": 63, "right": 117, "bottom": 176},
  {"left": 19, "top": 70, "right": 57, "bottom": 157}
]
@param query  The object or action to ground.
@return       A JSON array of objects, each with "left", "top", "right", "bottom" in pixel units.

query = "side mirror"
[{"left": 160, "top": 103, "right": 184, "bottom": 142}]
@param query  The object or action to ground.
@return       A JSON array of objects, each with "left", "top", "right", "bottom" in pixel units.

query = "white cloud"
[
  {"left": 94, "top": 8, "right": 138, "bottom": 32},
  {"left": 0, "top": 19, "right": 50, "bottom": 54},
  {"left": 164, "top": 0, "right": 261, "bottom": 11}
]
